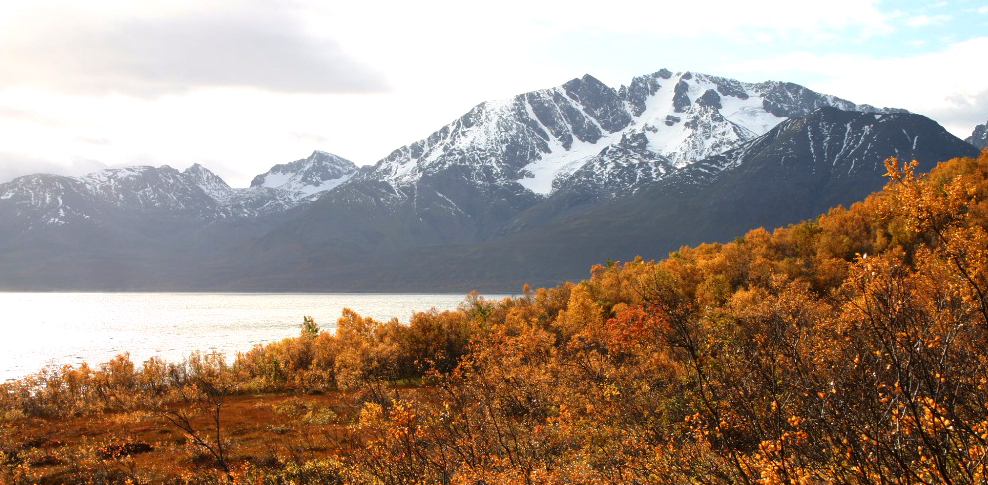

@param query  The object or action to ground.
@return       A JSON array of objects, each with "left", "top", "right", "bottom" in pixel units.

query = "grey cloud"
[
  {"left": 0, "top": 9, "right": 390, "bottom": 97},
  {"left": 929, "top": 89, "right": 988, "bottom": 136}
]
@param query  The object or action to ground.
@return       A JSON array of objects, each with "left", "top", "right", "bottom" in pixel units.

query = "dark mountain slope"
[{"left": 217, "top": 108, "right": 978, "bottom": 292}]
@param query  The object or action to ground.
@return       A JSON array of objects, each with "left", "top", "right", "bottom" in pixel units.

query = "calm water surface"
[{"left": 0, "top": 292, "right": 503, "bottom": 382}]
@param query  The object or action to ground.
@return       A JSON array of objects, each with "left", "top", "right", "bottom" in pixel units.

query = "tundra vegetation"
[{"left": 3, "top": 150, "right": 988, "bottom": 484}]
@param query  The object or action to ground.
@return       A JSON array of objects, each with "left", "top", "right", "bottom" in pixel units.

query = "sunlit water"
[{"left": 0, "top": 292, "right": 505, "bottom": 382}]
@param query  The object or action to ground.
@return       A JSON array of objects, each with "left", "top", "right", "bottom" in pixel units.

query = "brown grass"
[{"left": 0, "top": 389, "right": 391, "bottom": 484}]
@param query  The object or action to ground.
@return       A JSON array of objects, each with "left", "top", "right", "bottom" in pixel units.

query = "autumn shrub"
[{"left": 324, "top": 151, "right": 988, "bottom": 484}]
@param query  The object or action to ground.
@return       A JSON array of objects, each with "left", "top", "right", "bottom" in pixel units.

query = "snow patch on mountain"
[
  {"left": 517, "top": 139, "right": 603, "bottom": 195},
  {"left": 251, "top": 150, "right": 358, "bottom": 198},
  {"left": 0, "top": 151, "right": 357, "bottom": 227},
  {"left": 354, "top": 69, "right": 904, "bottom": 204}
]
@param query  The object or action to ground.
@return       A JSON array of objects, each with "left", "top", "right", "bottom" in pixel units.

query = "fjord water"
[{"left": 0, "top": 292, "right": 492, "bottom": 382}]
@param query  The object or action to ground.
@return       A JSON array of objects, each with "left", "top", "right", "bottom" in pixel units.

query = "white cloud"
[
  {"left": 276, "top": 0, "right": 901, "bottom": 134},
  {"left": 0, "top": 0, "right": 899, "bottom": 103},
  {"left": 905, "top": 14, "right": 952, "bottom": 27},
  {"left": 722, "top": 37, "right": 988, "bottom": 137},
  {"left": 471, "top": 0, "right": 891, "bottom": 38}
]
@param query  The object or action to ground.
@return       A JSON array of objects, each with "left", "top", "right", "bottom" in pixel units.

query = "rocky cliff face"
[{"left": 968, "top": 120, "right": 988, "bottom": 149}]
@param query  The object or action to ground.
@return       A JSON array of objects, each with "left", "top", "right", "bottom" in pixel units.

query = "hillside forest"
[{"left": 3, "top": 150, "right": 988, "bottom": 484}]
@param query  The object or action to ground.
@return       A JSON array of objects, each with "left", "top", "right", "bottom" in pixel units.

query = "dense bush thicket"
[{"left": 4, "top": 150, "right": 988, "bottom": 484}]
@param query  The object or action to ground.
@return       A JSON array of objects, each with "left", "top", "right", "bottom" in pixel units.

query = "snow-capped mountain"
[
  {"left": 251, "top": 150, "right": 357, "bottom": 198},
  {"left": 352, "top": 69, "right": 902, "bottom": 201},
  {"left": 0, "top": 151, "right": 356, "bottom": 229},
  {"left": 0, "top": 70, "right": 902, "bottom": 234},
  {"left": 969, "top": 119, "right": 988, "bottom": 149},
  {"left": 499, "top": 107, "right": 979, "bottom": 240},
  {"left": 283, "top": 70, "right": 907, "bottom": 251},
  {"left": 593, "top": 107, "right": 980, "bottom": 246},
  {"left": 253, "top": 104, "right": 976, "bottom": 293},
  {"left": 0, "top": 165, "right": 226, "bottom": 231},
  {"left": 423, "top": 107, "right": 980, "bottom": 291}
]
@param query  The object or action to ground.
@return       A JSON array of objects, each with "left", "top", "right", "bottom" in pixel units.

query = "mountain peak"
[
  {"left": 968, "top": 119, "right": 988, "bottom": 149},
  {"left": 183, "top": 163, "right": 221, "bottom": 178},
  {"left": 183, "top": 163, "right": 231, "bottom": 199},
  {"left": 250, "top": 150, "right": 358, "bottom": 197}
]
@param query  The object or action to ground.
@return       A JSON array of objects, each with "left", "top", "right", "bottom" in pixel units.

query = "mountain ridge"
[
  {"left": 237, "top": 106, "right": 975, "bottom": 292},
  {"left": 0, "top": 151, "right": 358, "bottom": 229},
  {"left": 0, "top": 68, "right": 975, "bottom": 292},
  {"left": 969, "top": 119, "right": 988, "bottom": 149}
]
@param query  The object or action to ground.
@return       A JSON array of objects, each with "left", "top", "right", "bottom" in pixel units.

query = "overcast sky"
[{"left": 1, "top": 0, "right": 986, "bottom": 187}]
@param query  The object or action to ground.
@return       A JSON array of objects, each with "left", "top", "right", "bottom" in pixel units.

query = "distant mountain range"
[{"left": 0, "top": 69, "right": 982, "bottom": 292}]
